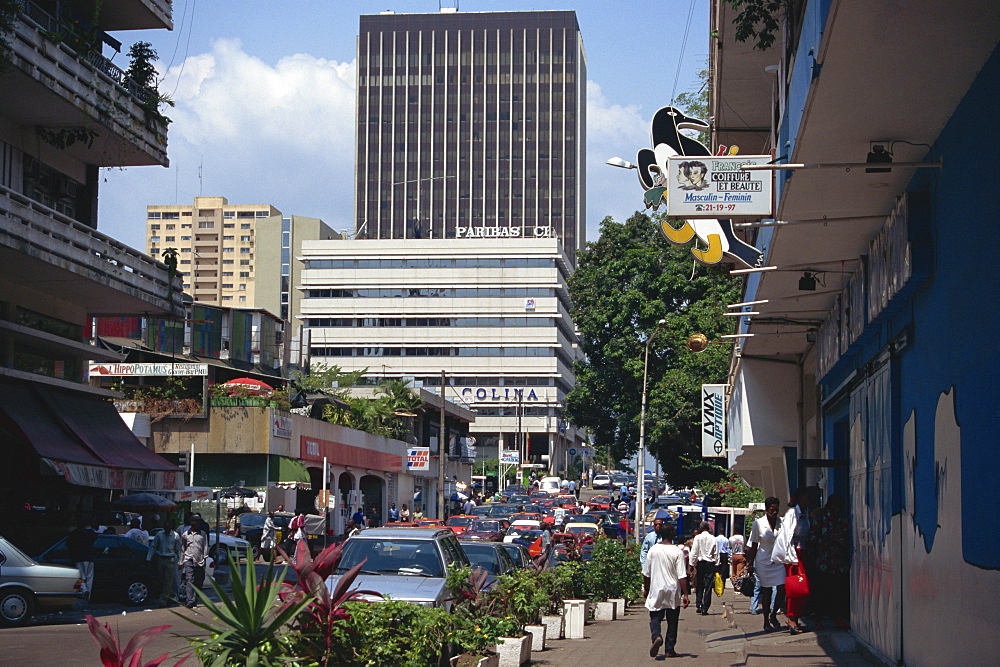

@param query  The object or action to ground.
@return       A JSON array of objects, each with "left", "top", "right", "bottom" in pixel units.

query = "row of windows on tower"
[
  {"left": 309, "top": 346, "right": 557, "bottom": 358},
  {"left": 306, "top": 316, "right": 553, "bottom": 327},
  {"left": 304, "top": 287, "right": 554, "bottom": 299},
  {"left": 363, "top": 111, "right": 577, "bottom": 125},
  {"left": 305, "top": 258, "right": 553, "bottom": 269},
  {"left": 359, "top": 48, "right": 576, "bottom": 69},
  {"left": 360, "top": 72, "right": 577, "bottom": 86},
  {"left": 148, "top": 211, "right": 269, "bottom": 220}
]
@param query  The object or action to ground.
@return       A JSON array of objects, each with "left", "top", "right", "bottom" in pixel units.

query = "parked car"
[
  {"left": 591, "top": 474, "right": 612, "bottom": 489},
  {"left": 326, "top": 527, "right": 469, "bottom": 609},
  {"left": 499, "top": 543, "right": 532, "bottom": 570},
  {"left": 501, "top": 485, "right": 528, "bottom": 498},
  {"left": 565, "top": 523, "right": 600, "bottom": 540},
  {"left": 462, "top": 519, "right": 509, "bottom": 542},
  {"left": 538, "top": 477, "right": 562, "bottom": 495},
  {"left": 0, "top": 535, "right": 81, "bottom": 626},
  {"left": 36, "top": 534, "right": 156, "bottom": 605},
  {"left": 445, "top": 515, "right": 478, "bottom": 535},
  {"left": 458, "top": 540, "right": 516, "bottom": 577},
  {"left": 588, "top": 495, "right": 613, "bottom": 510}
]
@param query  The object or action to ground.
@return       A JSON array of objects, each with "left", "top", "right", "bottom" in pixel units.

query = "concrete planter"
[
  {"left": 609, "top": 598, "right": 626, "bottom": 617},
  {"left": 593, "top": 600, "right": 617, "bottom": 621},
  {"left": 451, "top": 654, "right": 499, "bottom": 667},
  {"left": 541, "top": 614, "right": 564, "bottom": 640},
  {"left": 495, "top": 635, "right": 531, "bottom": 667},
  {"left": 525, "top": 624, "right": 546, "bottom": 651},
  {"left": 563, "top": 599, "right": 587, "bottom": 639}
]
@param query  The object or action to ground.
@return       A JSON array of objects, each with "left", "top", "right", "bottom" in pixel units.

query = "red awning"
[{"left": 0, "top": 380, "right": 179, "bottom": 490}]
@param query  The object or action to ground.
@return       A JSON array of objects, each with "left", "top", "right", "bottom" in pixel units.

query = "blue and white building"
[{"left": 711, "top": 1, "right": 1000, "bottom": 663}]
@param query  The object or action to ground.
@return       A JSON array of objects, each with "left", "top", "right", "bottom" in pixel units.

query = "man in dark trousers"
[
  {"left": 67, "top": 518, "right": 97, "bottom": 601},
  {"left": 179, "top": 518, "right": 208, "bottom": 608},
  {"left": 689, "top": 521, "right": 720, "bottom": 615},
  {"left": 642, "top": 523, "right": 690, "bottom": 658}
]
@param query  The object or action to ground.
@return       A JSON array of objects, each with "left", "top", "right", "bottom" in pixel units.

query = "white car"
[
  {"left": 591, "top": 474, "right": 612, "bottom": 489},
  {"left": 182, "top": 526, "right": 251, "bottom": 562}
]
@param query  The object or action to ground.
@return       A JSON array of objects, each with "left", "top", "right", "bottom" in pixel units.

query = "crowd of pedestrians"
[{"left": 639, "top": 485, "right": 850, "bottom": 658}]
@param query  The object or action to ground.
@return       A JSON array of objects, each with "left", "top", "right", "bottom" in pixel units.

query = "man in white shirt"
[
  {"left": 642, "top": 523, "right": 689, "bottom": 659},
  {"left": 123, "top": 518, "right": 149, "bottom": 546},
  {"left": 689, "top": 521, "right": 720, "bottom": 615}
]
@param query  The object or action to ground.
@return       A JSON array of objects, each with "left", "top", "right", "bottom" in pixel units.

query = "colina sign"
[{"left": 460, "top": 387, "right": 540, "bottom": 402}]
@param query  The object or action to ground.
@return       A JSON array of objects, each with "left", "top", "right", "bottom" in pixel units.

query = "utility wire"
[
  {"left": 670, "top": 0, "right": 699, "bottom": 105},
  {"left": 169, "top": 0, "right": 198, "bottom": 99}
]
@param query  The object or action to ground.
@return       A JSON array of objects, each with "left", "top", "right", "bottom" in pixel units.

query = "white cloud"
[
  {"left": 162, "top": 38, "right": 357, "bottom": 153},
  {"left": 99, "top": 40, "right": 359, "bottom": 249}
]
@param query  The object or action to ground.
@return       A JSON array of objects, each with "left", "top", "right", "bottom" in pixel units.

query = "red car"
[
  {"left": 445, "top": 515, "right": 478, "bottom": 535},
  {"left": 588, "top": 496, "right": 612, "bottom": 511},
  {"left": 462, "top": 519, "right": 509, "bottom": 541}
]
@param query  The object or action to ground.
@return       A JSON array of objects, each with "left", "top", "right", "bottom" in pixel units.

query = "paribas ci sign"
[{"left": 455, "top": 226, "right": 555, "bottom": 238}]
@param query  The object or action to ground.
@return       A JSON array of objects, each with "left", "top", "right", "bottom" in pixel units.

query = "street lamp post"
[{"left": 636, "top": 319, "right": 667, "bottom": 544}]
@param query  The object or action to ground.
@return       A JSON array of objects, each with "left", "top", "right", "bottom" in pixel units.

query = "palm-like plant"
[
  {"left": 84, "top": 614, "right": 173, "bottom": 667},
  {"left": 175, "top": 553, "right": 309, "bottom": 666},
  {"left": 278, "top": 539, "right": 377, "bottom": 666}
]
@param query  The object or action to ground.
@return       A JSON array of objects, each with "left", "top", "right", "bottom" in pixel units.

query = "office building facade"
[
  {"left": 299, "top": 238, "right": 585, "bottom": 472},
  {"left": 354, "top": 10, "right": 586, "bottom": 260}
]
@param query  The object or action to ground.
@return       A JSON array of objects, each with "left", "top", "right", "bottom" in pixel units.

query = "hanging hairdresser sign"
[{"left": 667, "top": 156, "right": 773, "bottom": 217}]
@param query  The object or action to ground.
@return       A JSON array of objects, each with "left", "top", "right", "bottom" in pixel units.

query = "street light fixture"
[
  {"left": 606, "top": 157, "right": 637, "bottom": 170},
  {"left": 637, "top": 318, "right": 667, "bottom": 544}
]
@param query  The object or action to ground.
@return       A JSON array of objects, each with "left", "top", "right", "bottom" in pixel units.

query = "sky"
[{"left": 99, "top": 0, "right": 710, "bottom": 250}]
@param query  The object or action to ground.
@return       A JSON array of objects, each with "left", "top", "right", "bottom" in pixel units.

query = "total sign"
[{"left": 407, "top": 447, "right": 430, "bottom": 472}]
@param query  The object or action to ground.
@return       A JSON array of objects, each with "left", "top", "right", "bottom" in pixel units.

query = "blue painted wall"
[{"left": 899, "top": 45, "right": 1000, "bottom": 569}]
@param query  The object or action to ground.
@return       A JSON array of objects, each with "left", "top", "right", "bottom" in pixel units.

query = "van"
[{"left": 538, "top": 476, "right": 562, "bottom": 495}]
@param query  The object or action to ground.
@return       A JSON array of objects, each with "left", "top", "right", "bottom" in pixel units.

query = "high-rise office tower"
[{"left": 354, "top": 9, "right": 586, "bottom": 260}]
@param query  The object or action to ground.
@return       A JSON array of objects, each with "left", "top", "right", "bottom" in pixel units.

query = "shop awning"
[
  {"left": 0, "top": 379, "right": 179, "bottom": 490},
  {"left": 270, "top": 456, "right": 312, "bottom": 490}
]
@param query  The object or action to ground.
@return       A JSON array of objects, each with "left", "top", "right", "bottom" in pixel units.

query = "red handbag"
[{"left": 785, "top": 561, "right": 810, "bottom": 598}]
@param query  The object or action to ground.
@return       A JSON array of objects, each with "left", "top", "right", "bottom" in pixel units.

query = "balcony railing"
[
  {"left": 16, "top": 0, "right": 155, "bottom": 106},
  {"left": 0, "top": 183, "right": 183, "bottom": 315}
]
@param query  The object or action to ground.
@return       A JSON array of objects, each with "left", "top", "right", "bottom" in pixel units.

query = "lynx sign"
[{"left": 701, "top": 384, "right": 727, "bottom": 458}]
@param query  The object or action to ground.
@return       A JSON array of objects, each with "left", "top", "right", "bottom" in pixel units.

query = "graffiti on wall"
[{"left": 901, "top": 389, "right": 1000, "bottom": 665}]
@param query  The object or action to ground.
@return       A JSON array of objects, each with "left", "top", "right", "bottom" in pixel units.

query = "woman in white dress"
[{"left": 745, "top": 497, "right": 785, "bottom": 632}]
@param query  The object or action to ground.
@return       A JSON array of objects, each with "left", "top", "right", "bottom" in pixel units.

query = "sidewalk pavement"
[{"left": 531, "top": 585, "right": 877, "bottom": 666}]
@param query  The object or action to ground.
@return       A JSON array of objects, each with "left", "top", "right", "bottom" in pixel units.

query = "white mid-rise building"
[{"left": 299, "top": 238, "right": 585, "bottom": 475}]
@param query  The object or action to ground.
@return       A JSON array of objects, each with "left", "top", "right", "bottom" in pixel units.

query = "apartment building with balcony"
[
  {"left": 145, "top": 197, "right": 338, "bottom": 321},
  {"left": 0, "top": 0, "right": 181, "bottom": 550}
]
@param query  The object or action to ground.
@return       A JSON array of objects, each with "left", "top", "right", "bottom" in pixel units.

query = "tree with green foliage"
[{"left": 565, "top": 212, "right": 740, "bottom": 486}]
